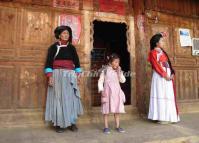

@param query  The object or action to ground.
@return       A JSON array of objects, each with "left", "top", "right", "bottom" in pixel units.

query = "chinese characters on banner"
[
  {"left": 53, "top": 0, "right": 79, "bottom": 10},
  {"left": 98, "top": 0, "right": 126, "bottom": 15},
  {"left": 179, "top": 28, "right": 192, "bottom": 47},
  {"left": 58, "top": 15, "right": 81, "bottom": 45}
]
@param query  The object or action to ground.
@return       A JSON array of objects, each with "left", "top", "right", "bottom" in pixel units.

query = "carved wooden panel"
[
  {"left": 19, "top": 9, "right": 53, "bottom": 48},
  {"left": 0, "top": 66, "right": 15, "bottom": 109},
  {"left": 19, "top": 50, "right": 47, "bottom": 62},
  {"left": 176, "top": 69, "right": 198, "bottom": 101},
  {"left": 151, "top": 24, "right": 173, "bottom": 57},
  {"left": 175, "top": 57, "right": 197, "bottom": 66},
  {"left": 18, "top": 66, "right": 46, "bottom": 108},
  {"left": 17, "top": 8, "right": 53, "bottom": 61},
  {"left": 0, "top": 6, "right": 18, "bottom": 59}
]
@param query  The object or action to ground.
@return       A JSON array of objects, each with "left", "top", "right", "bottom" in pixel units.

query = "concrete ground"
[{"left": 0, "top": 113, "right": 199, "bottom": 143}]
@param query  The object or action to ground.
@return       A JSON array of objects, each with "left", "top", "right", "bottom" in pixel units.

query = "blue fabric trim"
[
  {"left": 45, "top": 68, "right": 53, "bottom": 73},
  {"left": 75, "top": 68, "right": 82, "bottom": 73}
]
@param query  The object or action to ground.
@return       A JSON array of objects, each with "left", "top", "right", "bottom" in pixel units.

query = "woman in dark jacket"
[{"left": 44, "top": 26, "right": 83, "bottom": 133}]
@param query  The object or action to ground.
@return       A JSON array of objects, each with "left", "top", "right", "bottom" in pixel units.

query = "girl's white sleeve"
[
  {"left": 98, "top": 71, "right": 105, "bottom": 93},
  {"left": 119, "top": 71, "right": 126, "bottom": 83}
]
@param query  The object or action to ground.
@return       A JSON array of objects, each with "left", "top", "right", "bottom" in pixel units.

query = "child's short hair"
[{"left": 107, "top": 53, "right": 120, "bottom": 64}]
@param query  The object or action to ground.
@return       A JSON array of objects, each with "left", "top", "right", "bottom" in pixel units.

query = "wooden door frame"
[{"left": 83, "top": 10, "right": 136, "bottom": 110}]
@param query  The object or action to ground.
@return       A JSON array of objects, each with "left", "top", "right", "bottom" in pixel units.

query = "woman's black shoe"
[
  {"left": 69, "top": 124, "right": 78, "bottom": 132},
  {"left": 56, "top": 126, "right": 64, "bottom": 133}
]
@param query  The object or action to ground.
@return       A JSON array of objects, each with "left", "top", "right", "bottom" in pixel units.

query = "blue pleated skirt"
[{"left": 45, "top": 69, "right": 83, "bottom": 128}]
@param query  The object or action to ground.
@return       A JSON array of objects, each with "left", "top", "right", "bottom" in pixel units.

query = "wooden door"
[{"left": 0, "top": 3, "right": 53, "bottom": 112}]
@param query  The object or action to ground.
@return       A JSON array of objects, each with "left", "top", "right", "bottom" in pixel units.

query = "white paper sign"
[{"left": 179, "top": 28, "right": 192, "bottom": 47}]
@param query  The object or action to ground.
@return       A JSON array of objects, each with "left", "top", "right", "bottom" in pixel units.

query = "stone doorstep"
[
  {"left": 178, "top": 101, "right": 199, "bottom": 113},
  {"left": 1, "top": 102, "right": 199, "bottom": 128},
  {"left": 0, "top": 106, "right": 139, "bottom": 128},
  {"left": 87, "top": 106, "right": 139, "bottom": 124}
]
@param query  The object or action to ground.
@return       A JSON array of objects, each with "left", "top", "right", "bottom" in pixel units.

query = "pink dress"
[{"left": 98, "top": 66, "right": 126, "bottom": 114}]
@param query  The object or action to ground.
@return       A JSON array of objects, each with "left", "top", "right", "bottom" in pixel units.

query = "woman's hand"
[
  {"left": 48, "top": 76, "right": 53, "bottom": 86},
  {"left": 165, "top": 75, "right": 171, "bottom": 81},
  {"left": 170, "top": 74, "right": 174, "bottom": 80}
]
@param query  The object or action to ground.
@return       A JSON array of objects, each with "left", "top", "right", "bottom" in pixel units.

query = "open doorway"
[{"left": 91, "top": 20, "right": 131, "bottom": 106}]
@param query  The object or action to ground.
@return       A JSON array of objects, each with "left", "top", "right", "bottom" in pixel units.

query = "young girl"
[
  {"left": 44, "top": 25, "right": 83, "bottom": 133},
  {"left": 148, "top": 33, "right": 180, "bottom": 124},
  {"left": 98, "top": 53, "right": 126, "bottom": 134}
]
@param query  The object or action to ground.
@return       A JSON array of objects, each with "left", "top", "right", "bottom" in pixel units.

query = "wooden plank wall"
[
  {"left": 0, "top": 0, "right": 198, "bottom": 117},
  {"left": 0, "top": 0, "right": 86, "bottom": 111},
  {"left": 0, "top": 3, "right": 51, "bottom": 110},
  {"left": 145, "top": 11, "right": 199, "bottom": 102},
  {"left": 144, "top": 0, "right": 199, "bottom": 102},
  {"left": 133, "top": 0, "right": 199, "bottom": 114}
]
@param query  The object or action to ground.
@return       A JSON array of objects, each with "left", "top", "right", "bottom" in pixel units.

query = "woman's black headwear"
[
  {"left": 150, "top": 33, "right": 175, "bottom": 75},
  {"left": 54, "top": 25, "right": 73, "bottom": 43}
]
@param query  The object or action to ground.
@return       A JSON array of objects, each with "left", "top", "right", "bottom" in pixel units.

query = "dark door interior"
[{"left": 91, "top": 20, "right": 131, "bottom": 106}]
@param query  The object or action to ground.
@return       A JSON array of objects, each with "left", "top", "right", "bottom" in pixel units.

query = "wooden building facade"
[{"left": 0, "top": 0, "right": 198, "bottom": 127}]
